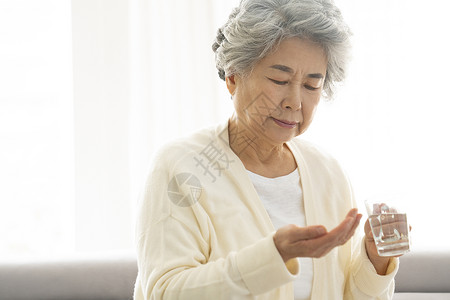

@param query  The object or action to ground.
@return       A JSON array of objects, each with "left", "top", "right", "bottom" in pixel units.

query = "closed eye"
[
  {"left": 267, "top": 77, "right": 289, "bottom": 86},
  {"left": 304, "top": 85, "right": 320, "bottom": 91}
]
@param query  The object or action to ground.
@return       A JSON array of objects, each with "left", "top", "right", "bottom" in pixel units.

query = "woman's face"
[{"left": 227, "top": 37, "right": 328, "bottom": 145}]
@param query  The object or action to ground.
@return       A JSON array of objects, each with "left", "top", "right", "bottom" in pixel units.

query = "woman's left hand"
[
  {"left": 364, "top": 220, "right": 392, "bottom": 275},
  {"left": 364, "top": 219, "right": 410, "bottom": 275}
]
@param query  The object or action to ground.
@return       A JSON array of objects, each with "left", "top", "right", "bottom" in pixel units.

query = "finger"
[
  {"left": 329, "top": 209, "right": 358, "bottom": 237},
  {"left": 344, "top": 213, "right": 362, "bottom": 241},
  {"left": 373, "top": 204, "right": 381, "bottom": 214},
  {"left": 365, "top": 219, "right": 374, "bottom": 241},
  {"left": 334, "top": 209, "right": 362, "bottom": 243},
  {"left": 291, "top": 209, "right": 359, "bottom": 258},
  {"left": 297, "top": 223, "right": 353, "bottom": 257},
  {"left": 364, "top": 218, "right": 371, "bottom": 234},
  {"left": 368, "top": 217, "right": 409, "bottom": 237},
  {"left": 366, "top": 213, "right": 407, "bottom": 234},
  {"left": 312, "top": 211, "right": 357, "bottom": 248},
  {"left": 346, "top": 208, "right": 358, "bottom": 218},
  {"left": 290, "top": 225, "right": 327, "bottom": 242},
  {"left": 366, "top": 230, "right": 374, "bottom": 242},
  {"left": 340, "top": 214, "right": 362, "bottom": 245}
]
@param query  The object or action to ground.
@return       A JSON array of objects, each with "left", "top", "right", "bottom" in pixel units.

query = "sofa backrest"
[
  {"left": 395, "top": 251, "right": 450, "bottom": 293},
  {"left": 0, "top": 250, "right": 448, "bottom": 299},
  {"left": 0, "top": 253, "right": 137, "bottom": 300}
]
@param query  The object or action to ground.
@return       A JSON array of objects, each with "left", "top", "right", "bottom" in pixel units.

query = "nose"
[{"left": 281, "top": 85, "right": 302, "bottom": 111}]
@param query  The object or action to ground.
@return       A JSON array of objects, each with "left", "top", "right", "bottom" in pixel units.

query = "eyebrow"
[
  {"left": 269, "top": 64, "right": 294, "bottom": 73},
  {"left": 269, "top": 64, "right": 324, "bottom": 79}
]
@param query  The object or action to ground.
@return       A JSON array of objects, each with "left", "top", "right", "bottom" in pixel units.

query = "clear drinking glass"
[{"left": 365, "top": 197, "right": 410, "bottom": 256}]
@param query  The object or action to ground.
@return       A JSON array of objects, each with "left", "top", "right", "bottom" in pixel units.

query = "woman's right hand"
[{"left": 273, "top": 208, "right": 362, "bottom": 262}]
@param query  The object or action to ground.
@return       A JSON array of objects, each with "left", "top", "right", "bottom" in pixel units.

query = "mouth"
[{"left": 271, "top": 117, "right": 299, "bottom": 129}]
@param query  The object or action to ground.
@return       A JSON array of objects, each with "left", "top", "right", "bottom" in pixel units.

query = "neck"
[{"left": 228, "top": 115, "right": 286, "bottom": 167}]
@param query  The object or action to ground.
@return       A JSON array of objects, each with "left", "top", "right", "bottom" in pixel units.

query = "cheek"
[
  {"left": 300, "top": 97, "right": 320, "bottom": 130},
  {"left": 261, "top": 88, "right": 287, "bottom": 114},
  {"left": 305, "top": 96, "right": 320, "bottom": 114},
  {"left": 246, "top": 88, "right": 283, "bottom": 118},
  {"left": 233, "top": 87, "right": 251, "bottom": 115},
  {"left": 309, "top": 103, "right": 319, "bottom": 119}
]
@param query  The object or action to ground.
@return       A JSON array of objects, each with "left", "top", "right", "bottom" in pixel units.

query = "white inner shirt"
[{"left": 247, "top": 169, "right": 313, "bottom": 300}]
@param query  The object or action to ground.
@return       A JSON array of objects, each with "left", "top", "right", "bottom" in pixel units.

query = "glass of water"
[{"left": 365, "top": 197, "right": 410, "bottom": 257}]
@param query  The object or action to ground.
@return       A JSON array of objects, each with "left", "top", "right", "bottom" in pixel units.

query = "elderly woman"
[{"left": 134, "top": 0, "right": 399, "bottom": 299}]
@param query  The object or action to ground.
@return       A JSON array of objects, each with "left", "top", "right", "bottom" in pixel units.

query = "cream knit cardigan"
[{"left": 134, "top": 121, "right": 398, "bottom": 300}]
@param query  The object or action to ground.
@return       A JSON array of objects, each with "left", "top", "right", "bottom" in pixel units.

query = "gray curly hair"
[{"left": 212, "top": 0, "right": 352, "bottom": 99}]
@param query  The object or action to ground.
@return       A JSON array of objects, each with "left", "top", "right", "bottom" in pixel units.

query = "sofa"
[
  {"left": 0, "top": 250, "right": 448, "bottom": 300},
  {"left": 393, "top": 251, "right": 450, "bottom": 300}
]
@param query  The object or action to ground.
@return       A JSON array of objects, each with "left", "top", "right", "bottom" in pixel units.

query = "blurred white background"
[{"left": 0, "top": 0, "right": 449, "bottom": 259}]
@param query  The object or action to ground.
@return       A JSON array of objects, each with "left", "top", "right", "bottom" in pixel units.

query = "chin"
[{"left": 266, "top": 128, "right": 299, "bottom": 144}]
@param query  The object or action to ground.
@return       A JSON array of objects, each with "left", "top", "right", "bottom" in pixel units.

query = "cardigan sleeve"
[
  {"left": 134, "top": 148, "right": 298, "bottom": 300},
  {"left": 344, "top": 237, "right": 399, "bottom": 299},
  {"left": 343, "top": 178, "right": 399, "bottom": 300}
]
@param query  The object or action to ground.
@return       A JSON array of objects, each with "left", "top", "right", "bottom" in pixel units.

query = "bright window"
[
  {"left": 1, "top": 0, "right": 449, "bottom": 259},
  {"left": 0, "top": 0, "right": 74, "bottom": 258},
  {"left": 306, "top": 0, "right": 450, "bottom": 250}
]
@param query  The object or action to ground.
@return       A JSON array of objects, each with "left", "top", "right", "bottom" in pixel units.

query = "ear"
[{"left": 226, "top": 75, "right": 237, "bottom": 96}]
